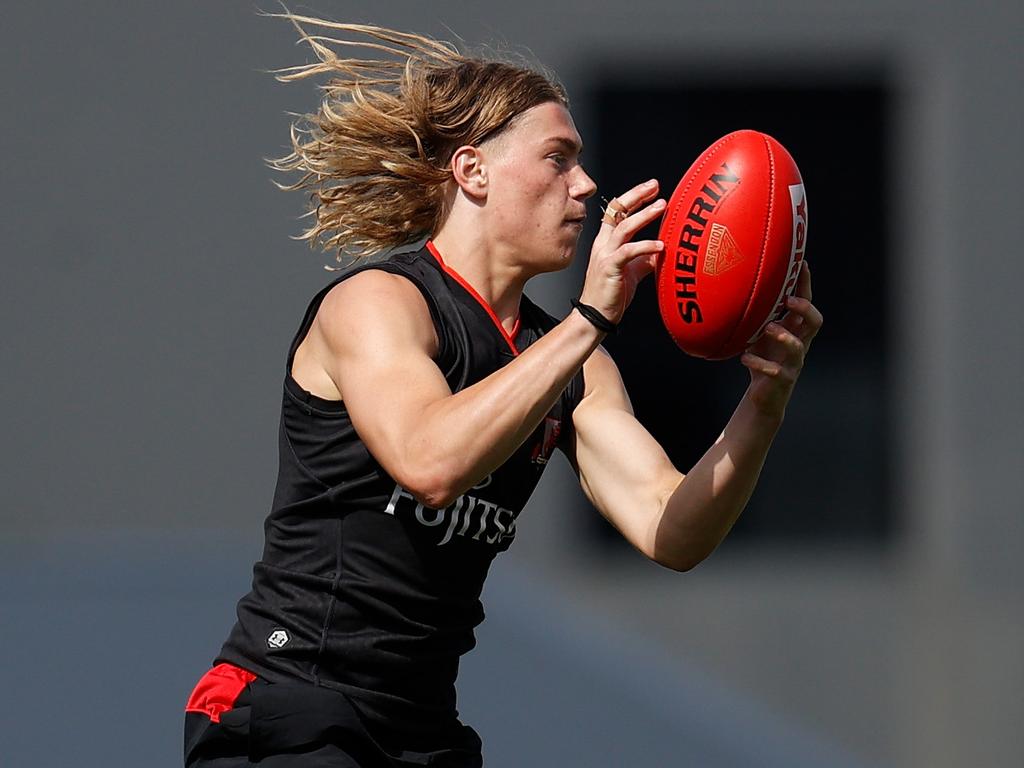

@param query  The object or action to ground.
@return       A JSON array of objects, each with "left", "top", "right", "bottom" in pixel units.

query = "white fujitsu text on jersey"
[{"left": 383, "top": 482, "right": 518, "bottom": 547}]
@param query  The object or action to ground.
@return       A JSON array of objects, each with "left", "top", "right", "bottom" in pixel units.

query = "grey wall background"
[{"left": 1, "top": 1, "right": 1021, "bottom": 767}]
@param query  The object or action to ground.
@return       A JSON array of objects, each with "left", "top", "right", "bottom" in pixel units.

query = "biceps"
[
  {"left": 316, "top": 272, "right": 453, "bottom": 484},
  {"left": 573, "top": 396, "right": 682, "bottom": 553},
  {"left": 338, "top": 343, "right": 452, "bottom": 471}
]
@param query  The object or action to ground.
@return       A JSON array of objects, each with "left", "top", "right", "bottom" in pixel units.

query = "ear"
[{"left": 450, "top": 145, "right": 488, "bottom": 200}]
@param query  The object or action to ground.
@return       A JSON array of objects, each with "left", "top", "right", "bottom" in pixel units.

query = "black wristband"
[{"left": 570, "top": 299, "right": 617, "bottom": 335}]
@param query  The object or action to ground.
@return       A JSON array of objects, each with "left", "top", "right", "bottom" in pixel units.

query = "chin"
[
  {"left": 538, "top": 243, "right": 577, "bottom": 274},
  {"left": 516, "top": 232, "right": 580, "bottom": 277},
  {"left": 559, "top": 234, "right": 582, "bottom": 265}
]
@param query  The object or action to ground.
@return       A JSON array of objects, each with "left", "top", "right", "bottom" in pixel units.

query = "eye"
[{"left": 548, "top": 153, "right": 569, "bottom": 169}]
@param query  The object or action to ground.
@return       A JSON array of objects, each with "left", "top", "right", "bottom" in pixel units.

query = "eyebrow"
[{"left": 544, "top": 136, "right": 584, "bottom": 155}]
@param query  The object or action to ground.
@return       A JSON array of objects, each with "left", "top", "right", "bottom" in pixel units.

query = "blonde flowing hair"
[{"left": 267, "top": 10, "right": 568, "bottom": 262}]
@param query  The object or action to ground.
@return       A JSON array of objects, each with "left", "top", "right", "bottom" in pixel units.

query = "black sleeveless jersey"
[{"left": 216, "top": 242, "right": 584, "bottom": 743}]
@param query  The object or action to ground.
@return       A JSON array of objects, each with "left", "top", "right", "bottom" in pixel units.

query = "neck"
[{"left": 430, "top": 225, "right": 528, "bottom": 332}]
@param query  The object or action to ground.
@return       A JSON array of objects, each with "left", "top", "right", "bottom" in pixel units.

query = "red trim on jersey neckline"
[
  {"left": 426, "top": 240, "right": 520, "bottom": 355},
  {"left": 185, "top": 662, "right": 257, "bottom": 723}
]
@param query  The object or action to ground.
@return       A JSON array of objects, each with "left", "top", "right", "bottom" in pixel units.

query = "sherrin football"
[{"left": 655, "top": 130, "right": 807, "bottom": 359}]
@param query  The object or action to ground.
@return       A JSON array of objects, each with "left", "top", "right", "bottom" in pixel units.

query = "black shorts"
[{"left": 184, "top": 664, "right": 482, "bottom": 768}]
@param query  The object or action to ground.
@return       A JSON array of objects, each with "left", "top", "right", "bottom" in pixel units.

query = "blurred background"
[{"left": 1, "top": 1, "right": 1020, "bottom": 766}]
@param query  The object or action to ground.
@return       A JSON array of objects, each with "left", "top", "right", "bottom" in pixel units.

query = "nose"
[{"left": 572, "top": 165, "right": 597, "bottom": 201}]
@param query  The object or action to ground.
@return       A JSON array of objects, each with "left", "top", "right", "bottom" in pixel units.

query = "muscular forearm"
[
  {"left": 651, "top": 390, "right": 784, "bottom": 571},
  {"left": 402, "top": 310, "right": 602, "bottom": 506},
  {"left": 575, "top": 264, "right": 819, "bottom": 570}
]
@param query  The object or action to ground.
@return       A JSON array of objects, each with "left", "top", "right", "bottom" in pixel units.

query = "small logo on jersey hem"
[{"left": 267, "top": 628, "right": 290, "bottom": 649}]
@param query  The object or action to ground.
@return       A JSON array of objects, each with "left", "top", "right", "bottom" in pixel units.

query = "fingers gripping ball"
[{"left": 656, "top": 130, "right": 808, "bottom": 359}]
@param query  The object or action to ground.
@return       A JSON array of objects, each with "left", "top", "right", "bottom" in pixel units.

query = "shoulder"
[
  {"left": 316, "top": 268, "right": 438, "bottom": 358},
  {"left": 322, "top": 267, "right": 427, "bottom": 311}
]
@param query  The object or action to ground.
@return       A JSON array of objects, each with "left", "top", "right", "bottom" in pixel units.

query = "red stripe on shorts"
[{"left": 184, "top": 662, "right": 257, "bottom": 723}]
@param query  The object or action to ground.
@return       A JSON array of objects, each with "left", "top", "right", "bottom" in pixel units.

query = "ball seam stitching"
[{"left": 725, "top": 133, "right": 774, "bottom": 354}]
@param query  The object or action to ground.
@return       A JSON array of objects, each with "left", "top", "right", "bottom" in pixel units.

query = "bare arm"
[
  {"left": 572, "top": 263, "right": 823, "bottom": 571},
  {"left": 307, "top": 181, "right": 666, "bottom": 508},
  {"left": 315, "top": 269, "right": 604, "bottom": 508}
]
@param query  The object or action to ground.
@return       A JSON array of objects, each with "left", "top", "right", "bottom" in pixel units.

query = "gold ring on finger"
[{"left": 601, "top": 197, "right": 630, "bottom": 226}]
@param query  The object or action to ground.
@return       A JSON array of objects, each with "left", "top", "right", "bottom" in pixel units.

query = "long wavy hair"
[{"left": 267, "top": 10, "right": 568, "bottom": 262}]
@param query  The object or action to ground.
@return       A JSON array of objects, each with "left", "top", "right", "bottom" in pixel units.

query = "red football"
[{"left": 655, "top": 130, "right": 808, "bottom": 359}]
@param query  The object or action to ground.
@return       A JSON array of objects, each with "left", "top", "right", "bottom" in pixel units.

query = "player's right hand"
[{"left": 578, "top": 179, "right": 666, "bottom": 324}]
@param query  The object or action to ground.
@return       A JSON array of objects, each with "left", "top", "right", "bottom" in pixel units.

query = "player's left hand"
[{"left": 740, "top": 261, "right": 823, "bottom": 418}]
